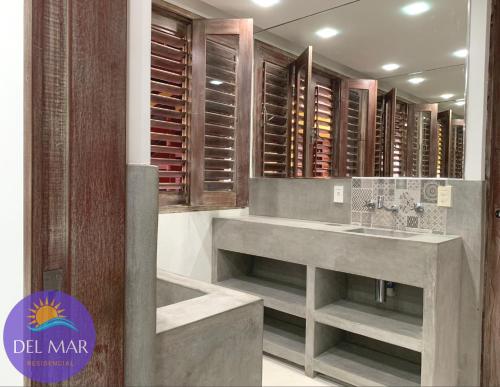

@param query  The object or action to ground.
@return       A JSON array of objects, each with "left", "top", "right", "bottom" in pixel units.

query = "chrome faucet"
[{"left": 377, "top": 195, "right": 399, "bottom": 213}]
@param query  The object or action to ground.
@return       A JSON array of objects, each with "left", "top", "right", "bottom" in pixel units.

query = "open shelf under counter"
[
  {"left": 264, "top": 312, "right": 305, "bottom": 367},
  {"left": 315, "top": 300, "right": 423, "bottom": 352},
  {"left": 217, "top": 275, "right": 306, "bottom": 318},
  {"left": 314, "top": 341, "right": 421, "bottom": 387}
]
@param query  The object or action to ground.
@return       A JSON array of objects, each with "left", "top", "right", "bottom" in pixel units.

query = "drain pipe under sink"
[{"left": 375, "top": 279, "right": 386, "bottom": 303}]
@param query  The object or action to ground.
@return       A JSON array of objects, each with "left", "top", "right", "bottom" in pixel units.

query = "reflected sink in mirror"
[{"left": 346, "top": 228, "right": 419, "bottom": 239}]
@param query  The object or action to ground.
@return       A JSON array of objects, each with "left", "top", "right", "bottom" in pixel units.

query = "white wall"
[
  {"left": 127, "top": 0, "right": 152, "bottom": 165},
  {"left": 158, "top": 209, "right": 248, "bottom": 282},
  {"left": 0, "top": 1, "right": 24, "bottom": 385},
  {"left": 465, "top": 0, "right": 491, "bottom": 180}
]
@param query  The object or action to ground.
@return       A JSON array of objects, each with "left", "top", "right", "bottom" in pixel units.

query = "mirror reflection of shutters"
[{"left": 262, "top": 61, "right": 290, "bottom": 177}]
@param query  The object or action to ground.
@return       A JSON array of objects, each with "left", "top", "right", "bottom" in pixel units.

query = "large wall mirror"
[{"left": 201, "top": 0, "right": 468, "bottom": 179}]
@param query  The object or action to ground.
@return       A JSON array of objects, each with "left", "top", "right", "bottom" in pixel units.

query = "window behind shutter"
[
  {"left": 151, "top": 14, "right": 190, "bottom": 205},
  {"left": 191, "top": 19, "right": 253, "bottom": 207}
]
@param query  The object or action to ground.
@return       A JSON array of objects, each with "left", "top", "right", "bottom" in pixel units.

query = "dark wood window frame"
[{"left": 152, "top": 4, "right": 252, "bottom": 213}]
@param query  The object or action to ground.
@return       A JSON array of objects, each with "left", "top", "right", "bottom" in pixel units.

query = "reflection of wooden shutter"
[
  {"left": 448, "top": 119, "right": 465, "bottom": 178},
  {"left": 339, "top": 79, "right": 377, "bottom": 177},
  {"left": 261, "top": 61, "right": 291, "bottom": 177},
  {"left": 290, "top": 47, "right": 313, "bottom": 177},
  {"left": 253, "top": 42, "right": 295, "bottom": 178},
  {"left": 437, "top": 110, "right": 452, "bottom": 178},
  {"left": 191, "top": 19, "right": 252, "bottom": 207},
  {"left": 393, "top": 100, "right": 409, "bottom": 177},
  {"left": 150, "top": 15, "right": 190, "bottom": 205},
  {"left": 407, "top": 104, "right": 438, "bottom": 177},
  {"left": 312, "top": 77, "right": 336, "bottom": 177},
  {"left": 375, "top": 95, "right": 384, "bottom": 176}
]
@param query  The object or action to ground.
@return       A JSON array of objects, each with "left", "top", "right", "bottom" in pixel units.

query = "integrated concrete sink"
[{"left": 346, "top": 227, "right": 419, "bottom": 238}]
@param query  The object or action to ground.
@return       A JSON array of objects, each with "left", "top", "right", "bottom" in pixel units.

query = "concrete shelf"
[
  {"left": 264, "top": 312, "right": 306, "bottom": 366},
  {"left": 314, "top": 342, "right": 421, "bottom": 387},
  {"left": 315, "top": 300, "right": 423, "bottom": 352},
  {"left": 218, "top": 275, "right": 306, "bottom": 318}
]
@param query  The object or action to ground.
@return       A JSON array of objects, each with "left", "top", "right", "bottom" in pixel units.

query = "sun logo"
[{"left": 27, "top": 297, "right": 77, "bottom": 332}]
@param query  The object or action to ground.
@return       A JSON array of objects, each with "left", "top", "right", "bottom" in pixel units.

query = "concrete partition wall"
[{"left": 125, "top": 165, "right": 159, "bottom": 387}]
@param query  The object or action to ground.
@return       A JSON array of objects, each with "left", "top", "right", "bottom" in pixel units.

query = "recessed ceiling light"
[
  {"left": 453, "top": 48, "right": 468, "bottom": 58},
  {"left": 316, "top": 27, "right": 340, "bottom": 39},
  {"left": 408, "top": 77, "right": 425, "bottom": 85},
  {"left": 402, "top": 2, "right": 431, "bottom": 16},
  {"left": 441, "top": 93, "right": 454, "bottom": 100},
  {"left": 455, "top": 99, "right": 466, "bottom": 106},
  {"left": 382, "top": 63, "right": 401, "bottom": 72},
  {"left": 210, "top": 79, "right": 223, "bottom": 86},
  {"left": 251, "top": 0, "right": 280, "bottom": 7}
]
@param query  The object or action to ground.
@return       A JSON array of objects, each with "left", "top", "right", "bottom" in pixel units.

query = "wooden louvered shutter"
[
  {"left": 191, "top": 19, "right": 253, "bottom": 207},
  {"left": 407, "top": 104, "right": 438, "bottom": 177},
  {"left": 448, "top": 119, "right": 465, "bottom": 178},
  {"left": 437, "top": 110, "right": 452, "bottom": 178},
  {"left": 311, "top": 75, "right": 337, "bottom": 177},
  {"left": 253, "top": 42, "right": 294, "bottom": 178},
  {"left": 151, "top": 14, "right": 190, "bottom": 205},
  {"left": 260, "top": 61, "right": 291, "bottom": 177},
  {"left": 290, "top": 47, "right": 314, "bottom": 178},
  {"left": 338, "top": 79, "right": 378, "bottom": 177},
  {"left": 393, "top": 100, "right": 409, "bottom": 177},
  {"left": 379, "top": 89, "right": 397, "bottom": 177}
]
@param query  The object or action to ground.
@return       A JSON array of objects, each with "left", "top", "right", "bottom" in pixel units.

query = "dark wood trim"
[
  {"left": 25, "top": 0, "right": 127, "bottom": 384},
  {"left": 483, "top": 0, "right": 500, "bottom": 384}
]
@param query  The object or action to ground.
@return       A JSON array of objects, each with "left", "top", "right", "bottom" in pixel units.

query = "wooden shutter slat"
[
  {"left": 151, "top": 119, "right": 185, "bottom": 132},
  {"left": 151, "top": 41, "right": 185, "bottom": 60},
  {"left": 151, "top": 54, "right": 187, "bottom": 72},
  {"left": 151, "top": 80, "right": 186, "bottom": 95},
  {"left": 151, "top": 106, "right": 185, "bottom": 119},
  {"left": 151, "top": 28, "right": 186, "bottom": 49},
  {"left": 151, "top": 67, "right": 185, "bottom": 84}
]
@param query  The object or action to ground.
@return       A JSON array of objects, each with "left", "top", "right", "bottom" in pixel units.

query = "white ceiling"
[{"left": 199, "top": 0, "right": 468, "bottom": 115}]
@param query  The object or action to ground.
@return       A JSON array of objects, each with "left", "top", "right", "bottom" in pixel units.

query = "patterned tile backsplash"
[{"left": 351, "top": 178, "right": 448, "bottom": 234}]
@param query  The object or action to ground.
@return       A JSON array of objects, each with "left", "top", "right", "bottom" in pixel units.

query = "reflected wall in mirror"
[{"left": 201, "top": 0, "right": 468, "bottom": 178}]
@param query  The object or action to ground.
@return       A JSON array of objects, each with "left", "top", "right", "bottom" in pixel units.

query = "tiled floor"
[{"left": 262, "top": 355, "right": 340, "bottom": 386}]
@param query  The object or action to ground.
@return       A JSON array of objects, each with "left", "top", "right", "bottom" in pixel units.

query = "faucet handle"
[
  {"left": 364, "top": 200, "right": 376, "bottom": 210},
  {"left": 414, "top": 203, "right": 425, "bottom": 213}
]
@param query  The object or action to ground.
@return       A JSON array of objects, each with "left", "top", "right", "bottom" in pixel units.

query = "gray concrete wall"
[
  {"left": 125, "top": 165, "right": 158, "bottom": 387},
  {"left": 249, "top": 178, "right": 351, "bottom": 223},
  {"left": 446, "top": 180, "right": 485, "bottom": 386}
]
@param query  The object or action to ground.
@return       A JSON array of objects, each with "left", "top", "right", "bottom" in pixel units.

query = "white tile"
[{"left": 262, "top": 356, "right": 340, "bottom": 387}]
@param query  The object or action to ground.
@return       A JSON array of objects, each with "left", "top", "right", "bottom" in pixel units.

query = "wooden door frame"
[
  {"left": 24, "top": 0, "right": 127, "bottom": 384},
  {"left": 483, "top": 0, "right": 500, "bottom": 384}
]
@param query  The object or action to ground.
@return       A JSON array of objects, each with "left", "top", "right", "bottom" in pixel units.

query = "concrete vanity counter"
[
  {"left": 212, "top": 215, "right": 463, "bottom": 386},
  {"left": 213, "top": 215, "right": 461, "bottom": 288}
]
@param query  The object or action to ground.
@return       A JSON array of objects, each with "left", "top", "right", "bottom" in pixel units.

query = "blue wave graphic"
[{"left": 28, "top": 318, "right": 78, "bottom": 332}]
